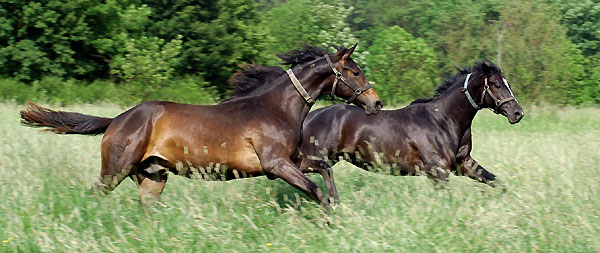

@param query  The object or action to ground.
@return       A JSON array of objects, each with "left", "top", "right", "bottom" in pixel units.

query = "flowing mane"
[
  {"left": 223, "top": 45, "right": 331, "bottom": 101},
  {"left": 226, "top": 65, "right": 286, "bottom": 99},
  {"left": 276, "top": 45, "right": 329, "bottom": 67},
  {"left": 410, "top": 61, "right": 501, "bottom": 104}
]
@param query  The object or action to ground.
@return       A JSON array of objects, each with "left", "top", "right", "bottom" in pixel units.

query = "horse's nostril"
[
  {"left": 514, "top": 111, "right": 522, "bottom": 117},
  {"left": 375, "top": 101, "right": 383, "bottom": 110}
]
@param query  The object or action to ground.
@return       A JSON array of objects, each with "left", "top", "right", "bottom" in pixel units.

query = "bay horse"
[
  {"left": 299, "top": 61, "right": 523, "bottom": 186},
  {"left": 20, "top": 45, "right": 383, "bottom": 208}
]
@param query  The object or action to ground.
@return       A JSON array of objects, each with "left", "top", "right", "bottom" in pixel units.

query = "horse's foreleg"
[
  {"left": 261, "top": 154, "right": 330, "bottom": 208},
  {"left": 298, "top": 159, "right": 339, "bottom": 206},
  {"left": 456, "top": 156, "right": 498, "bottom": 187}
]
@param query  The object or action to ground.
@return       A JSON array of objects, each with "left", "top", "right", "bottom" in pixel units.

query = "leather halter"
[
  {"left": 461, "top": 73, "right": 516, "bottom": 113},
  {"left": 324, "top": 54, "right": 373, "bottom": 103},
  {"left": 287, "top": 69, "right": 315, "bottom": 104},
  {"left": 287, "top": 54, "right": 373, "bottom": 105}
]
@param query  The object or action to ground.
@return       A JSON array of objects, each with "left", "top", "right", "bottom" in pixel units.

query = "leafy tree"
[
  {"left": 496, "top": 0, "right": 591, "bottom": 105},
  {"left": 559, "top": 0, "right": 600, "bottom": 58},
  {"left": 110, "top": 35, "right": 183, "bottom": 98},
  {"left": 558, "top": 0, "right": 600, "bottom": 104},
  {"left": 345, "top": 0, "right": 503, "bottom": 73},
  {"left": 264, "top": 0, "right": 363, "bottom": 65},
  {"left": 366, "top": 26, "right": 440, "bottom": 104},
  {"left": 144, "top": 0, "right": 272, "bottom": 94},
  {"left": 0, "top": 0, "right": 131, "bottom": 81}
]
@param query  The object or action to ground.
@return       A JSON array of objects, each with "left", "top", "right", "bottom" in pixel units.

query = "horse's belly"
[{"left": 144, "top": 138, "right": 263, "bottom": 178}]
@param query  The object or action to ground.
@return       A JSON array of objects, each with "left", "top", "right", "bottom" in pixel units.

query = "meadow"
[{"left": 0, "top": 102, "right": 598, "bottom": 252}]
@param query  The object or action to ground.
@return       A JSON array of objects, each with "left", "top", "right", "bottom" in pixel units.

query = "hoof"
[
  {"left": 330, "top": 202, "right": 338, "bottom": 211},
  {"left": 487, "top": 179, "right": 507, "bottom": 194}
]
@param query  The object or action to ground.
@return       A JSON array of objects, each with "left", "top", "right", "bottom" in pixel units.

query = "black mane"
[
  {"left": 410, "top": 61, "right": 501, "bottom": 105},
  {"left": 223, "top": 45, "right": 330, "bottom": 101},
  {"left": 277, "top": 45, "right": 329, "bottom": 67},
  {"left": 226, "top": 65, "right": 286, "bottom": 100}
]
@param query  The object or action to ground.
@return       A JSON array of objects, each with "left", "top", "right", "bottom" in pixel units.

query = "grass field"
[{"left": 0, "top": 102, "right": 599, "bottom": 252}]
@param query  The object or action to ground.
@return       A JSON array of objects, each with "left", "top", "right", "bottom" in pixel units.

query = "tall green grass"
[{"left": 0, "top": 103, "right": 598, "bottom": 252}]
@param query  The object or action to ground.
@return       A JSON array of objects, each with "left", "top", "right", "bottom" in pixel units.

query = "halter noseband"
[
  {"left": 461, "top": 73, "right": 516, "bottom": 113},
  {"left": 324, "top": 54, "right": 373, "bottom": 103},
  {"left": 287, "top": 54, "right": 373, "bottom": 105}
]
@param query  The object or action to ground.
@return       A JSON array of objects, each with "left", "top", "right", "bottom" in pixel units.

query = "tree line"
[{"left": 1, "top": 0, "right": 598, "bottom": 105}]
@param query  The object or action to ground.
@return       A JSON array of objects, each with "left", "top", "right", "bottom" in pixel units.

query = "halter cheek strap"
[
  {"left": 461, "top": 73, "right": 517, "bottom": 113},
  {"left": 324, "top": 54, "right": 373, "bottom": 104},
  {"left": 286, "top": 54, "right": 373, "bottom": 105},
  {"left": 480, "top": 78, "right": 516, "bottom": 113}
]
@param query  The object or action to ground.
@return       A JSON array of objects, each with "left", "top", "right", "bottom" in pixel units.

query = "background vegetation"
[
  {"left": 1, "top": 1, "right": 598, "bottom": 251},
  {"left": 1, "top": 0, "right": 599, "bottom": 106},
  {"left": 0, "top": 104, "right": 598, "bottom": 251}
]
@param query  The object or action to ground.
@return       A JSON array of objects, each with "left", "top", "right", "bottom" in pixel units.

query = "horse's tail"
[{"left": 20, "top": 101, "right": 113, "bottom": 135}]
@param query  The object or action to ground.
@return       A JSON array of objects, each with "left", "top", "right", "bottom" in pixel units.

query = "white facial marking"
[
  {"left": 502, "top": 78, "right": 515, "bottom": 97},
  {"left": 502, "top": 77, "right": 519, "bottom": 103}
]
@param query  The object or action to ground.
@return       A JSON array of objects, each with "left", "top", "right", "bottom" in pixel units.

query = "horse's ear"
[
  {"left": 342, "top": 43, "right": 358, "bottom": 60},
  {"left": 481, "top": 62, "right": 492, "bottom": 76},
  {"left": 333, "top": 46, "right": 348, "bottom": 61}
]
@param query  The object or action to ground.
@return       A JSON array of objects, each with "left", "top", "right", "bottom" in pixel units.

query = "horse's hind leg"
[
  {"left": 90, "top": 136, "right": 147, "bottom": 196},
  {"left": 298, "top": 158, "right": 340, "bottom": 206}
]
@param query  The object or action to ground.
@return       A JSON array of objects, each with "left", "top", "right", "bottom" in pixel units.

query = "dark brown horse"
[
  {"left": 299, "top": 61, "right": 523, "bottom": 186},
  {"left": 20, "top": 45, "right": 382, "bottom": 208}
]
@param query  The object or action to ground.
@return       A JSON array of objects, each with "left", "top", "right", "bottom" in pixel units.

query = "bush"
[
  {"left": 366, "top": 26, "right": 440, "bottom": 104},
  {"left": 125, "top": 76, "right": 219, "bottom": 105},
  {"left": 0, "top": 75, "right": 218, "bottom": 106}
]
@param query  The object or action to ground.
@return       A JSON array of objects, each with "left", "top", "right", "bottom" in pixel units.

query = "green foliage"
[
  {"left": 0, "top": 0, "right": 131, "bottom": 81},
  {"left": 0, "top": 77, "right": 217, "bottom": 106},
  {"left": 0, "top": 0, "right": 599, "bottom": 105},
  {"left": 0, "top": 77, "right": 119, "bottom": 105},
  {"left": 111, "top": 35, "right": 183, "bottom": 99},
  {"left": 559, "top": 0, "right": 600, "bottom": 58},
  {"left": 145, "top": 0, "right": 272, "bottom": 94},
  {"left": 366, "top": 26, "right": 440, "bottom": 104},
  {"left": 558, "top": 0, "right": 600, "bottom": 104},
  {"left": 496, "top": 0, "right": 592, "bottom": 105},
  {"left": 119, "top": 76, "right": 219, "bottom": 105},
  {"left": 264, "top": 0, "right": 364, "bottom": 65},
  {"left": 347, "top": 0, "right": 598, "bottom": 106}
]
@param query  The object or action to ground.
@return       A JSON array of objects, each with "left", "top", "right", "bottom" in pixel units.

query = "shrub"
[{"left": 366, "top": 26, "right": 440, "bottom": 104}]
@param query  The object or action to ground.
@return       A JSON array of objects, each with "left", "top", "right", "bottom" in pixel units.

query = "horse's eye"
[
  {"left": 494, "top": 83, "right": 502, "bottom": 88},
  {"left": 353, "top": 71, "right": 360, "bottom": 76}
]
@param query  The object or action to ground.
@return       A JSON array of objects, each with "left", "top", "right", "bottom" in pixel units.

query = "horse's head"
[
  {"left": 329, "top": 44, "right": 382, "bottom": 115},
  {"left": 467, "top": 62, "right": 524, "bottom": 124}
]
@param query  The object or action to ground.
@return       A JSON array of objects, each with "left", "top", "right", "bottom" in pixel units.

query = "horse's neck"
[
  {"left": 262, "top": 63, "right": 332, "bottom": 125},
  {"left": 433, "top": 84, "right": 479, "bottom": 137}
]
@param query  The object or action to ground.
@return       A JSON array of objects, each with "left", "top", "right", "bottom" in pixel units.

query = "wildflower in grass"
[{"left": 265, "top": 243, "right": 272, "bottom": 247}]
